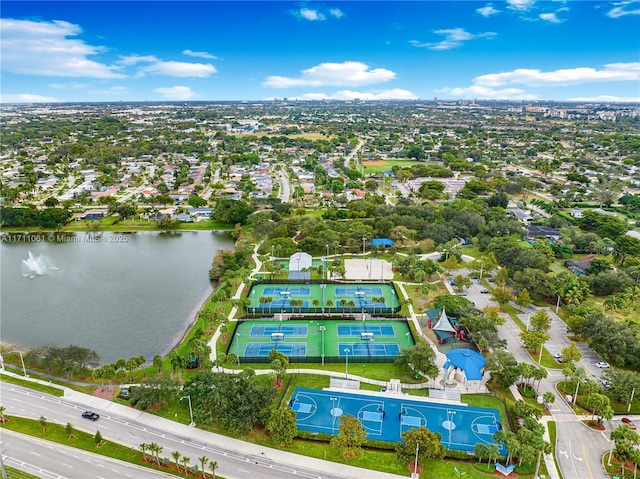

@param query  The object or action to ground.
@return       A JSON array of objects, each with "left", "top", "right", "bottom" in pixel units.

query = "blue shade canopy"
[
  {"left": 370, "top": 238, "right": 394, "bottom": 246},
  {"left": 444, "top": 348, "right": 486, "bottom": 381}
]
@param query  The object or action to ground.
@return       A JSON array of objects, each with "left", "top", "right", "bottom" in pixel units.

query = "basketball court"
[{"left": 290, "top": 387, "right": 506, "bottom": 454}]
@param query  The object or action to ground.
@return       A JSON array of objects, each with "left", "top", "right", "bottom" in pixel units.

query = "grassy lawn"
[
  {"left": 2, "top": 217, "right": 234, "bottom": 233},
  {"left": 548, "top": 420, "right": 561, "bottom": 479},
  {"left": 4, "top": 466, "right": 40, "bottom": 479},
  {"left": 0, "top": 372, "right": 65, "bottom": 397}
]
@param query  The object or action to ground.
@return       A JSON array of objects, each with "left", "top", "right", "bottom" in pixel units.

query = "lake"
[{"left": 0, "top": 231, "right": 234, "bottom": 364}]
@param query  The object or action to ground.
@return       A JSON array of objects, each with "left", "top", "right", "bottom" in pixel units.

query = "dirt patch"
[
  {"left": 362, "top": 160, "right": 388, "bottom": 166},
  {"left": 93, "top": 387, "right": 114, "bottom": 400}
]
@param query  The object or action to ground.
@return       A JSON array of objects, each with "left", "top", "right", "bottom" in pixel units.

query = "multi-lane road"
[{"left": 0, "top": 382, "right": 403, "bottom": 479}]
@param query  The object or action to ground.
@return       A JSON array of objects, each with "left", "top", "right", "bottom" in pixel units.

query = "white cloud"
[
  {"left": 118, "top": 54, "right": 216, "bottom": 77},
  {"left": 507, "top": 0, "right": 536, "bottom": 11},
  {"left": 540, "top": 12, "right": 562, "bottom": 23},
  {"left": 48, "top": 82, "right": 88, "bottom": 89},
  {"left": 154, "top": 86, "right": 198, "bottom": 100},
  {"left": 292, "top": 7, "right": 345, "bottom": 21},
  {"left": 477, "top": 4, "right": 500, "bottom": 17},
  {"left": 183, "top": 49, "right": 217, "bottom": 59},
  {"left": 0, "top": 18, "right": 125, "bottom": 78},
  {"left": 139, "top": 61, "right": 216, "bottom": 78},
  {"left": 474, "top": 63, "right": 640, "bottom": 87},
  {"left": 607, "top": 1, "right": 640, "bottom": 18},
  {"left": 410, "top": 28, "right": 496, "bottom": 51},
  {"left": 436, "top": 85, "right": 538, "bottom": 100},
  {"left": 291, "top": 88, "right": 418, "bottom": 101},
  {"left": 566, "top": 95, "right": 640, "bottom": 102},
  {"left": 263, "top": 61, "right": 396, "bottom": 88},
  {"left": 0, "top": 93, "right": 61, "bottom": 103},
  {"left": 118, "top": 55, "right": 159, "bottom": 66},
  {"left": 298, "top": 8, "right": 325, "bottom": 21}
]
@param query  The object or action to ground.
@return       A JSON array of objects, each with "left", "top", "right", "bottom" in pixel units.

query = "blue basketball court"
[{"left": 290, "top": 388, "right": 506, "bottom": 454}]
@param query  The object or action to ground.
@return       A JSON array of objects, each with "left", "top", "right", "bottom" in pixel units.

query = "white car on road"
[{"left": 596, "top": 362, "right": 610, "bottom": 368}]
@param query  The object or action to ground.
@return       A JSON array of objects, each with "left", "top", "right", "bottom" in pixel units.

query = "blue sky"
[{"left": 1, "top": 1, "right": 639, "bottom": 103}]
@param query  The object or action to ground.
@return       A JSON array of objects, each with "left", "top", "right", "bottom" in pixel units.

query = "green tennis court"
[
  {"left": 228, "top": 319, "right": 415, "bottom": 363},
  {"left": 247, "top": 282, "right": 401, "bottom": 315}
]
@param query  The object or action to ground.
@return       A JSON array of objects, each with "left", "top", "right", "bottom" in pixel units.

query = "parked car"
[
  {"left": 601, "top": 379, "right": 612, "bottom": 388},
  {"left": 622, "top": 417, "right": 636, "bottom": 429},
  {"left": 596, "top": 362, "right": 610, "bottom": 369},
  {"left": 553, "top": 353, "right": 563, "bottom": 362},
  {"left": 82, "top": 411, "right": 99, "bottom": 421},
  {"left": 480, "top": 289, "right": 490, "bottom": 294},
  {"left": 470, "top": 275, "right": 479, "bottom": 279}
]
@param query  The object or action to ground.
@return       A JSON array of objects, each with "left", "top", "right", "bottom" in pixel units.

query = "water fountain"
[{"left": 21, "top": 251, "right": 57, "bottom": 278}]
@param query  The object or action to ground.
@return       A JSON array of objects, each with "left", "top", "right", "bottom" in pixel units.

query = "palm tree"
[
  {"left": 371, "top": 297, "right": 378, "bottom": 315},
  {"left": 266, "top": 296, "right": 273, "bottom": 314},
  {"left": 0, "top": 405, "right": 6, "bottom": 423},
  {"left": 312, "top": 299, "right": 320, "bottom": 314},
  {"left": 377, "top": 296, "right": 386, "bottom": 314},
  {"left": 325, "top": 299, "right": 334, "bottom": 316},
  {"left": 347, "top": 300, "right": 355, "bottom": 314},
  {"left": 339, "top": 299, "right": 348, "bottom": 311},
  {"left": 172, "top": 451, "right": 181, "bottom": 472},
  {"left": 209, "top": 460, "right": 218, "bottom": 479},
  {"left": 149, "top": 442, "right": 162, "bottom": 465},
  {"left": 182, "top": 456, "right": 191, "bottom": 475},
  {"left": 139, "top": 443, "right": 149, "bottom": 462},
  {"left": 199, "top": 456, "right": 208, "bottom": 479}
]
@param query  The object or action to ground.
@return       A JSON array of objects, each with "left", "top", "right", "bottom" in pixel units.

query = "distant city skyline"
[{"left": 1, "top": 1, "right": 639, "bottom": 103}]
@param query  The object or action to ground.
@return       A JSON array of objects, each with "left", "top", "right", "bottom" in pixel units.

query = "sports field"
[
  {"left": 228, "top": 319, "right": 414, "bottom": 362},
  {"left": 290, "top": 388, "right": 507, "bottom": 454},
  {"left": 246, "top": 282, "right": 401, "bottom": 315}
]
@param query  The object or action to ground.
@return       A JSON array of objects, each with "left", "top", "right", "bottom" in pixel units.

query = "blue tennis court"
[
  {"left": 339, "top": 342, "right": 400, "bottom": 357},
  {"left": 263, "top": 286, "right": 311, "bottom": 296},
  {"left": 337, "top": 324, "right": 395, "bottom": 337},
  {"left": 290, "top": 388, "right": 506, "bottom": 454},
  {"left": 250, "top": 324, "right": 308, "bottom": 338},
  {"left": 244, "top": 343, "right": 307, "bottom": 357},
  {"left": 335, "top": 286, "right": 383, "bottom": 296}
]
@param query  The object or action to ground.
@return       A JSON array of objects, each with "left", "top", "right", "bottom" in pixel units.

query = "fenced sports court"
[
  {"left": 246, "top": 281, "right": 401, "bottom": 315},
  {"left": 290, "top": 387, "right": 506, "bottom": 454},
  {"left": 227, "top": 319, "right": 415, "bottom": 363}
]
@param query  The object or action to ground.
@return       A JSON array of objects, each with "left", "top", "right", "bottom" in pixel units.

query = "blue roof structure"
[
  {"left": 370, "top": 238, "right": 394, "bottom": 247},
  {"left": 444, "top": 348, "right": 486, "bottom": 381}
]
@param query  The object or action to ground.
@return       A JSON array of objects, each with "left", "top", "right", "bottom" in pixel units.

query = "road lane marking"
[
  {"left": 62, "top": 463, "right": 72, "bottom": 468},
  {"left": 582, "top": 443, "right": 594, "bottom": 479},
  {"left": 30, "top": 452, "right": 40, "bottom": 456}
]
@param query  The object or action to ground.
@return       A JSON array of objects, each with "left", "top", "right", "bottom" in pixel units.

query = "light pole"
[
  {"left": 414, "top": 442, "right": 419, "bottom": 477},
  {"left": 526, "top": 313, "right": 531, "bottom": 330},
  {"left": 252, "top": 290, "right": 256, "bottom": 315},
  {"left": 629, "top": 387, "right": 636, "bottom": 413},
  {"left": 344, "top": 348, "right": 350, "bottom": 378},
  {"left": 319, "top": 326, "right": 326, "bottom": 365},
  {"left": 362, "top": 237, "right": 366, "bottom": 255},
  {"left": 321, "top": 284, "right": 326, "bottom": 316},
  {"left": 447, "top": 410, "right": 456, "bottom": 449},
  {"left": 331, "top": 396, "right": 337, "bottom": 434},
  {"left": 18, "top": 351, "right": 28, "bottom": 378},
  {"left": 180, "top": 395, "right": 194, "bottom": 427}
]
